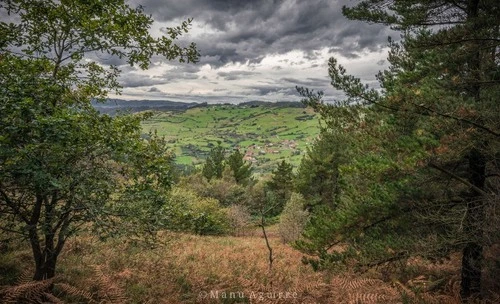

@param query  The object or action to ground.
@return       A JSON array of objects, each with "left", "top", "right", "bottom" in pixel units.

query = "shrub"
[
  {"left": 163, "top": 187, "right": 229, "bottom": 235},
  {"left": 278, "top": 193, "right": 310, "bottom": 244},
  {"left": 225, "top": 205, "right": 254, "bottom": 236},
  {"left": 178, "top": 169, "right": 246, "bottom": 207}
]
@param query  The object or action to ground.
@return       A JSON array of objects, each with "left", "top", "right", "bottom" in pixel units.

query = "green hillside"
[{"left": 141, "top": 104, "right": 321, "bottom": 173}]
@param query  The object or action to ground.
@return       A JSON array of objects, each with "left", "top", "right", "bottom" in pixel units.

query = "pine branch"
[{"left": 428, "top": 162, "right": 489, "bottom": 195}]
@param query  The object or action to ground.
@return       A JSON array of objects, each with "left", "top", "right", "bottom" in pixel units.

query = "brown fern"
[
  {"left": 332, "top": 277, "right": 385, "bottom": 290},
  {"left": 55, "top": 282, "right": 95, "bottom": 303},
  {"left": 93, "top": 265, "right": 128, "bottom": 304},
  {"left": 15, "top": 268, "right": 34, "bottom": 285},
  {"left": 348, "top": 292, "right": 391, "bottom": 304},
  {"left": 1, "top": 278, "right": 54, "bottom": 304},
  {"left": 42, "top": 292, "right": 65, "bottom": 304}
]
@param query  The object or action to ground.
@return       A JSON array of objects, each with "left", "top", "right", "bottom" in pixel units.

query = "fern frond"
[
  {"left": 332, "top": 277, "right": 384, "bottom": 290},
  {"left": 42, "top": 292, "right": 65, "bottom": 304},
  {"left": 15, "top": 268, "right": 34, "bottom": 285},
  {"left": 93, "top": 265, "right": 128, "bottom": 304},
  {"left": 348, "top": 292, "right": 389, "bottom": 304},
  {"left": 55, "top": 282, "right": 94, "bottom": 302},
  {"left": 2, "top": 278, "right": 53, "bottom": 304}
]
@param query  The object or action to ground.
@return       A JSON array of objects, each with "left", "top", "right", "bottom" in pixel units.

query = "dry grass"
[{"left": 2, "top": 228, "right": 498, "bottom": 303}]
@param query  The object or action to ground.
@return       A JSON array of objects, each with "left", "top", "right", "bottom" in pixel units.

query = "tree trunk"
[
  {"left": 460, "top": 148, "right": 486, "bottom": 300},
  {"left": 33, "top": 252, "right": 58, "bottom": 281}
]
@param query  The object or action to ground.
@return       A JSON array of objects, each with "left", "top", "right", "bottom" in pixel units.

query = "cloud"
[
  {"left": 135, "top": 0, "right": 394, "bottom": 67},
  {"left": 112, "top": 0, "right": 396, "bottom": 101},
  {"left": 217, "top": 70, "right": 260, "bottom": 81},
  {"left": 281, "top": 77, "right": 329, "bottom": 87},
  {"left": 119, "top": 73, "right": 168, "bottom": 88},
  {"left": 148, "top": 87, "right": 162, "bottom": 92}
]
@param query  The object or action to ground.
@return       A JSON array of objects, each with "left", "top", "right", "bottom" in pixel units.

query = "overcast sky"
[{"left": 108, "top": 0, "right": 396, "bottom": 103}]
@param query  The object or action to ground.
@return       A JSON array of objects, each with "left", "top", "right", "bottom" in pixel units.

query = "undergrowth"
[{"left": 1, "top": 230, "right": 498, "bottom": 303}]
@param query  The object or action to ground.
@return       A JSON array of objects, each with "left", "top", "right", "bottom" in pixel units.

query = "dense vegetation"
[{"left": 1, "top": 0, "right": 498, "bottom": 303}]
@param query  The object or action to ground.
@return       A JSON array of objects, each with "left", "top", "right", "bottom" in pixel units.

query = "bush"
[
  {"left": 278, "top": 193, "right": 310, "bottom": 244},
  {"left": 225, "top": 205, "right": 253, "bottom": 236},
  {"left": 178, "top": 169, "right": 246, "bottom": 207},
  {"left": 163, "top": 187, "right": 229, "bottom": 235}
]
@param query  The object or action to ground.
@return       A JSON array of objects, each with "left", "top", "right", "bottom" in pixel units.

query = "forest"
[{"left": 0, "top": 0, "right": 499, "bottom": 303}]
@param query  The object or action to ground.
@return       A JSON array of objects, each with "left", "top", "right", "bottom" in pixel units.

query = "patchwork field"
[{"left": 141, "top": 104, "right": 321, "bottom": 173}]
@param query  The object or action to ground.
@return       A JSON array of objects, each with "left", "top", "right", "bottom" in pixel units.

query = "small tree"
[
  {"left": 278, "top": 193, "right": 309, "bottom": 244},
  {"left": 227, "top": 149, "right": 253, "bottom": 186},
  {"left": 266, "top": 160, "right": 294, "bottom": 214},
  {"left": 202, "top": 143, "right": 226, "bottom": 181}
]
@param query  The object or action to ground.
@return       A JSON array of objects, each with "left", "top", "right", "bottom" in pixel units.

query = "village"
[{"left": 242, "top": 139, "right": 300, "bottom": 164}]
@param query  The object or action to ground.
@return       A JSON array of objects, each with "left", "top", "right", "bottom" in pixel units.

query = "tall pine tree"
[{"left": 297, "top": 0, "right": 499, "bottom": 300}]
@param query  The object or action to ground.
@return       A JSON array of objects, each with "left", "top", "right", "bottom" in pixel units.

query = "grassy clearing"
[
  {"left": 141, "top": 105, "right": 320, "bottom": 172},
  {"left": 1, "top": 227, "right": 477, "bottom": 304}
]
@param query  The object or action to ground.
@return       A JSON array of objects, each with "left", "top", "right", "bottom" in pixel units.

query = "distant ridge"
[
  {"left": 92, "top": 99, "right": 305, "bottom": 114},
  {"left": 92, "top": 99, "right": 200, "bottom": 114},
  {"left": 239, "top": 100, "right": 306, "bottom": 108}
]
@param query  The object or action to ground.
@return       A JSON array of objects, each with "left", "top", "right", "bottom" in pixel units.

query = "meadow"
[
  {"left": 141, "top": 104, "right": 321, "bottom": 173},
  {"left": 1, "top": 226, "right": 470, "bottom": 304}
]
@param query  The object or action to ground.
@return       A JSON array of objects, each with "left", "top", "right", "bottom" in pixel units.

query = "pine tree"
[
  {"left": 295, "top": 132, "right": 347, "bottom": 210},
  {"left": 227, "top": 149, "right": 253, "bottom": 186},
  {"left": 266, "top": 160, "right": 295, "bottom": 214},
  {"left": 202, "top": 144, "right": 226, "bottom": 181},
  {"left": 297, "top": 0, "right": 499, "bottom": 299}
]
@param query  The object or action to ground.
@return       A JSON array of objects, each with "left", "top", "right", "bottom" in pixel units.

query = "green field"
[{"left": 141, "top": 104, "right": 321, "bottom": 173}]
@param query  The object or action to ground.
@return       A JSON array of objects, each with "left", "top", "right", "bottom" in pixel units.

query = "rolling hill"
[{"left": 141, "top": 102, "right": 321, "bottom": 174}]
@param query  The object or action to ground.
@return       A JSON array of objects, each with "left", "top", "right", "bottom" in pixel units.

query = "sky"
[{"left": 107, "top": 0, "right": 396, "bottom": 104}]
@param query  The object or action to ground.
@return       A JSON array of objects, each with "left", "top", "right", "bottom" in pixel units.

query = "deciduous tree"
[{"left": 0, "top": 0, "right": 199, "bottom": 281}]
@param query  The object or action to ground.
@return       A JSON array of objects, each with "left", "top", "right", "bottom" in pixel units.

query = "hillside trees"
[
  {"left": 0, "top": 0, "right": 199, "bottom": 281},
  {"left": 295, "top": 132, "right": 347, "bottom": 210},
  {"left": 227, "top": 149, "right": 253, "bottom": 186},
  {"left": 297, "top": 0, "right": 499, "bottom": 300},
  {"left": 202, "top": 144, "right": 226, "bottom": 181},
  {"left": 202, "top": 144, "right": 253, "bottom": 186},
  {"left": 266, "top": 160, "right": 294, "bottom": 213}
]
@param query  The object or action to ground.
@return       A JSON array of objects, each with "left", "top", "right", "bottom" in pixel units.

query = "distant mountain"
[
  {"left": 92, "top": 99, "right": 203, "bottom": 114},
  {"left": 92, "top": 99, "right": 305, "bottom": 114}
]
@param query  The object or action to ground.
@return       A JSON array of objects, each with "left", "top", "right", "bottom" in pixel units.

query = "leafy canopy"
[{"left": 0, "top": 0, "right": 199, "bottom": 281}]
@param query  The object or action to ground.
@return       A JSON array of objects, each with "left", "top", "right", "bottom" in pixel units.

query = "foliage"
[
  {"left": 227, "top": 149, "right": 253, "bottom": 186},
  {"left": 163, "top": 187, "right": 229, "bottom": 235},
  {"left": 202, "top": 143, "right": 226, "bottom": 181},
  {"left": 245, "top": 179, "right": 276, "bottom": 216},
  {"left": 277, "top": 193, "right": 309, "bottom": 244},
  {"left": 179, "top": 169, "right": 247, "bottom": 207},
  {"left": 0, "top": 0, "right": 199, "bottom": 281},
  {"left": 225, "top": 204, "right": 254, "bottom": 236},
  {"left": 296, "top": 0, "right": 499, "bottom": 299},
  {"left": 295, "top": 131, "right": 348, "bottom": 210},
  {"left": 266, "top": 160, "right": 295, "bottom": 214}
]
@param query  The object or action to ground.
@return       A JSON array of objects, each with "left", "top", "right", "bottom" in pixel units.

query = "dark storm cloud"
[
  {"left": 135, "top": 0, "right": 393, "bottom": 67},
  {"left": 148, "top": 87, "right": 162, "bottom": 92},
  {"left": 217, "top": 70, "right": 260, "bottom": 81},
  {"left": 281, "top": 77, "right": 329, "bottom": 87},
  {"left": 245, "top": 85, "right": 298, "bottom": 97}
]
